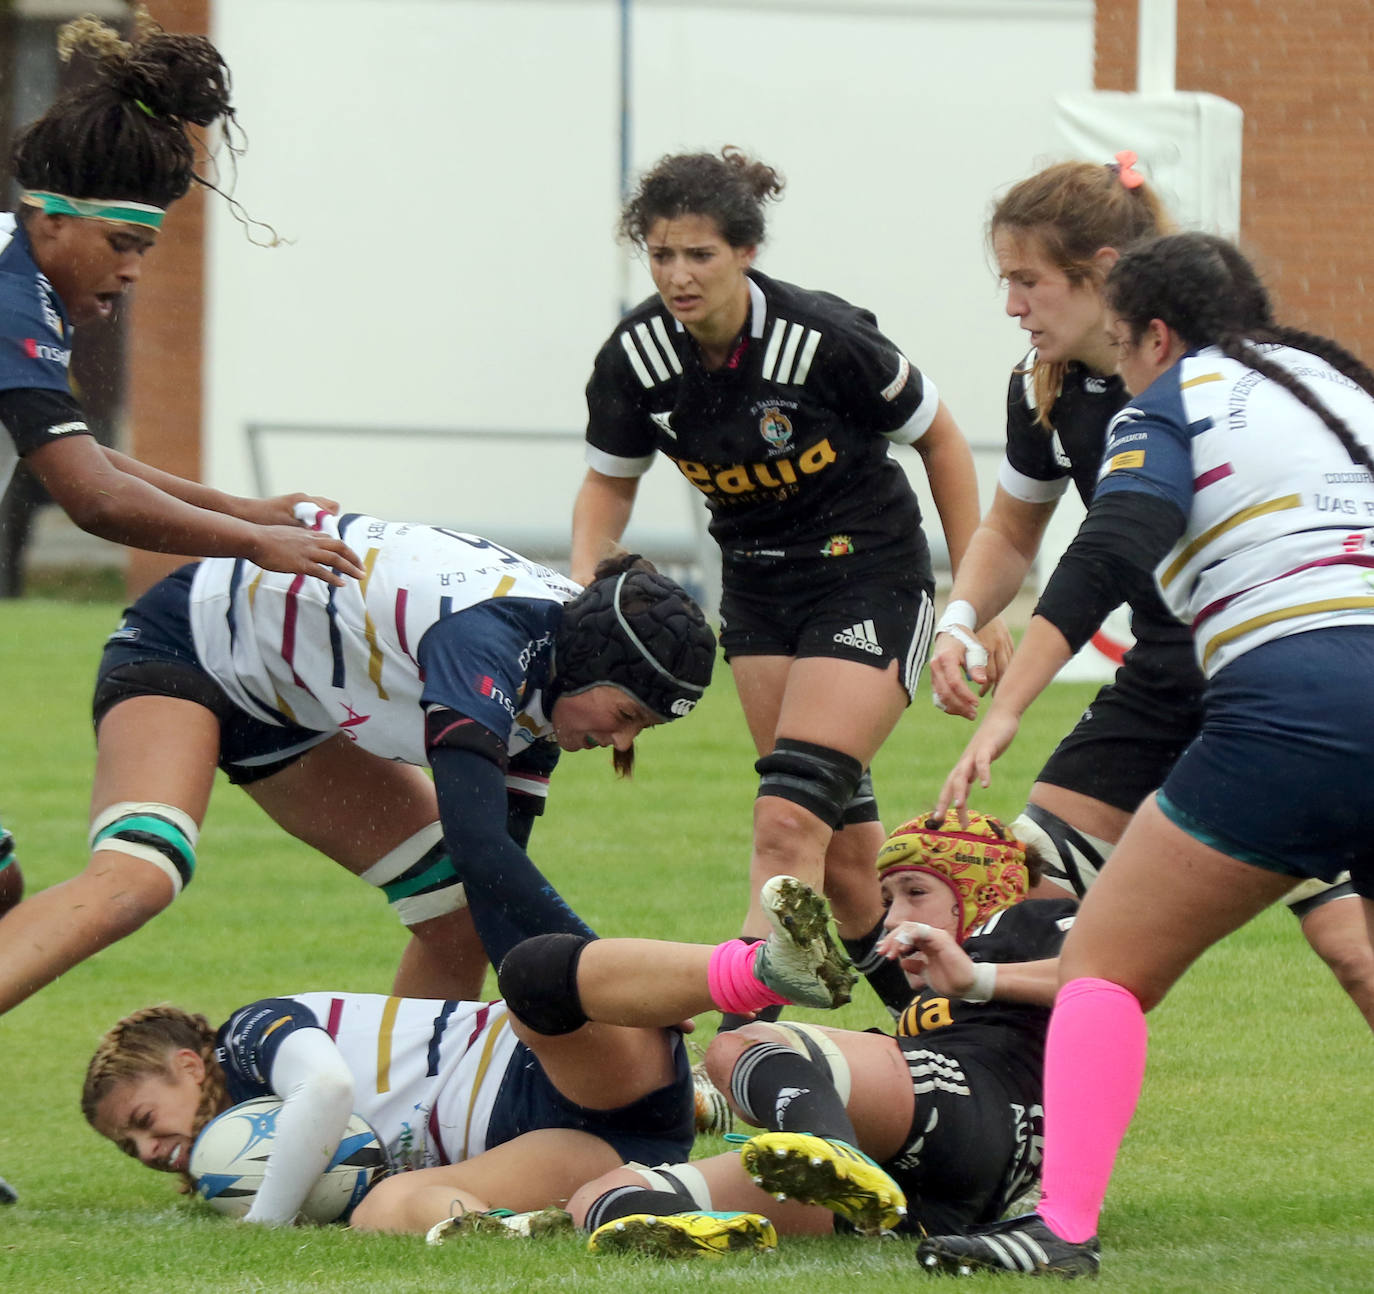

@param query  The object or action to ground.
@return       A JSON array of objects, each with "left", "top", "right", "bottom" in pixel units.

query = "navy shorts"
[
  {"left": 718, "top": 557, "right": 934, "bottom": 702},
  {"left": 1157, "top": 627, "right": 1374, "bottom": 895},
  {"left": 1035, "top": 635, "right": 1206, "bottom": 814},
  {"left": 93, "top": 565, "right": 330, "bottom": 786},
  {"left": 487, "top": 1032, "right": 693, "bottom": 1166}
]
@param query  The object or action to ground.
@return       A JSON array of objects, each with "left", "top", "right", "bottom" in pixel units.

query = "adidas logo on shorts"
[{"left": 833, "top": 620, "right": 884, "bottom": 655}]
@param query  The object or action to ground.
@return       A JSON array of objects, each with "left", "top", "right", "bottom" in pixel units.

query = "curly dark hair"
[
  {"left": 619, "top": 147, "right": 784, "bottom": 248},
  {"left": 12, "top": 7, "right": 236, "bottom": 210},
  {"left": 1105, "top": 232, "right": 1374, "bottom": 476}
]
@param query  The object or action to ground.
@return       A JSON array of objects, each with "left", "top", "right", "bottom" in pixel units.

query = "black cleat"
[
  {"left": 916, "top": 1213, "right": 1100, "bottom": 1279},
  {"left": 0, "top": 1175, "right": 17, "bottom": 1205}
]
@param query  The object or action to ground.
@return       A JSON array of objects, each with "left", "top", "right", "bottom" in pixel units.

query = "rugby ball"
[{"left": 189, "top": 1097, "right": 389, "bottom": 1223}]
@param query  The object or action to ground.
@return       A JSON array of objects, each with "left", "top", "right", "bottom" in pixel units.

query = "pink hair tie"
[{"left": 1112, "top": 149, "right": 1144, "bottom": 190}]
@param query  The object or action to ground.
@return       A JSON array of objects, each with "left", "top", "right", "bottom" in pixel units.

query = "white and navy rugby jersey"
[
  {"left": 1000, "top": 352, "right": 1190, "bottom": 651},
  {"left": 0, "top": 214, "right": 82, "bottom": 496},
  {"left": 216, "top": 992, "right": 520, "bottom": 1171},
  {"left": 190, "top": 508, "right": 581, "bottom": 764},
  {"left": 585, "top": 269, "right": 939, "bottom": 569},
  {"left": 1095, "top": 343, "right": 1374, "bottom": 675}
]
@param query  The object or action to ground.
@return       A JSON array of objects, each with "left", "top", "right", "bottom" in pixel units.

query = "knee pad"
[
  {"left": 1013, "top": 804, "right": 1113, "bottom": 898},
  {"left": 755, "top": 738, "right": 864, "bottom": 830},
  {"left": 839, "top": 770, "right": 879, "bottom": 826},
  {"left": 497, "top": 933, "right": 591, "bottom": 1035},
  {"left": 357, "top": 823, "right": 467, "bottom": 926},
  {"left": 622, "top": 1161, "right": 715, "bottom": 1211},
  {"left": 89, "top": 802, "right": 199, "bottom": 897}
]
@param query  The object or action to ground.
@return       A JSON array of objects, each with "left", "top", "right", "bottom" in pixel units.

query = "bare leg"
[
  {"left": 733, "top": 655, "right": 907, "bottom": 937},
  {"left": 1298, "top": 895, "right": 1374, "bottom": 1032},
  {"left": 351, "top": 1128, "right": 624, "bottom": 1233},
  {"left": 0, "top": 696, "right": 219, "bottom": 1015}
]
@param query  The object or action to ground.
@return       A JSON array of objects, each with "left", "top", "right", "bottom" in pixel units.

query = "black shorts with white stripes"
[
  {"left": 881, "top": 1041, "right": 1042, "bottom": 1236},
  {"left": 718, "top": 558, "right": 933, "bottom": 701}
]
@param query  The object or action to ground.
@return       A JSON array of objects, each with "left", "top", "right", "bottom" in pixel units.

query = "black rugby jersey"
[
  {"left": 1001, "top": 354, "right": 1191, "bottom": 650},
  {"left": 584, "top": 269, "right": 938, "bottom": 580},
  {"left": 895, "top": 898, "right": 1076, "bottom": 1100}
]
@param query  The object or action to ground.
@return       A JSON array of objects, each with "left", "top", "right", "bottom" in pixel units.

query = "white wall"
[{"left": 207, "top": 0, "right": 1094, "bottom": 564}]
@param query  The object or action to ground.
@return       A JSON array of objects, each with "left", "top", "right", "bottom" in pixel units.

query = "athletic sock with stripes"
[
  {"left": 581, "top": 1186, "right": 690, "bottom": 1232},
  {"left": 729, "top": 1041, "right": 857, "bottom": 1140}
]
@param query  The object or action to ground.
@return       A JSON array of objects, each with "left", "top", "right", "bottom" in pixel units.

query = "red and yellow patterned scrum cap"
[{"left": 875, "top": 809, "right": 1029, "bottom": 941}]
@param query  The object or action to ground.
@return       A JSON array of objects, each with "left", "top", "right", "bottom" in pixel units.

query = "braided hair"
[
  {"left": 619, "top": 147, "right": 784, "bottom": 248},
  {"left": 12, "top": 7, "right": 237, "bottom": 211},
  {"left": 991, "top": 160, "right": 1173, "bottom": 429},
  {"left": 82, "top": 1005, "right": 230, "bottom": 1193},
  {"left": 1105, "top": 232, "right": 1374, "bottom": 476}
]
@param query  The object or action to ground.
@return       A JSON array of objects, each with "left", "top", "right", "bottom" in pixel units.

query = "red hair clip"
[{"left": 1112, "top": 149, "right": 1144, "bottom": 190}]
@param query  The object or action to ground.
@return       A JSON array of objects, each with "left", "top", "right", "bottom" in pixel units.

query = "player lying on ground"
[
  {"left": 0, "top": 513, "right": 716, "bottom": 1018},
  {"left": 564, "top": 812, "right": 1077, "bottom": 1258},
  {"left": 84, "top": 876, "right": 856, "bottom": 1230}
]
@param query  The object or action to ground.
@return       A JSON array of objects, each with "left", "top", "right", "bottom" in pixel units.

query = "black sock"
[
  {"left": 728, "top": 1042, "right": 858, "bottom": 1142},
  {"left": 716, "top": 1003, "right": 784, "bottom": 1033},
  {"left": 843, "top": 916, "right": 912, "bottom": 1017},
  {"left": 582, "top": 1186, "right": 692, "bottom": 1232}
]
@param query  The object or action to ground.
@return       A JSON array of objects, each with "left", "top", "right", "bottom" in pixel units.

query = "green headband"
[{"left": 21, "top": 190, "right": 165, "bottom": 229}]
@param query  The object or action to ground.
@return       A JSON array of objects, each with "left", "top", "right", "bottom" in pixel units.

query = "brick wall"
[
  {"left": 125, "top": 0, "right": 209, "bottom": 596},
  {"left": 1096, "top": 0, "right": 1374, "bottom": 359}
]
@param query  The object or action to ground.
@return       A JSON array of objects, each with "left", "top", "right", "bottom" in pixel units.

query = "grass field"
[{"left": 1, "top": 598, "right": 1371, "bottom": 1291}]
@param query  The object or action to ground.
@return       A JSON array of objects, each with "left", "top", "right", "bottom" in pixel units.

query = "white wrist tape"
[
  {"left": 962, "top": 960, "right": 998, "bottom": 1003},
  {"left": 935, "top": 599, "right": 977, "bottom": 634}
]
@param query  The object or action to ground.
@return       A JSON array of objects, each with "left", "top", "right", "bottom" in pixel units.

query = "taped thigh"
[
  {"left": 1013, "top": 804, "right": 1114, "bottom": 897},
  {"left": 755, "top": 738, "right": 864, "bottom": 830},
  {"left": 357, "top": 823, "right": 467, "bottom": 926},
  {"left": 89, "top": 802, "right": 199, "bottom": 897},
  {"left": 1283, "top": 872, "right": 1357, "bottom": 918}
]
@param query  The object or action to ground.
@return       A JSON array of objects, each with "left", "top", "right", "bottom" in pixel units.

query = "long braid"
[
  {"left": 1106, "top": 232, "right": 1374, "bottom": 475},
  {"left": 83, "top": 1005, "right": 230, "bottom": 1194}
]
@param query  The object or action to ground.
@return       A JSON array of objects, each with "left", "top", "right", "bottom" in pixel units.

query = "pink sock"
[
  {"left": 707, "top": 939, "right": 791, "bottom": 1014},
  {"left": 1037, "top": 977, "right": 1148, "bottom": 1244}
]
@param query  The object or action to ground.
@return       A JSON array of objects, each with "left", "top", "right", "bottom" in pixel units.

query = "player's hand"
[
  {"left": 976, "top": 616, "right": 1015, "bottom": 690},
  {"left": 247, "top": 524, "right": 366, "bottom": 586},
  {"left": 929, "top": 630, "right": 984, "bottom": 720},
  {"left": 234, "top": 492, "right": 343, "bottom": 528},
  {"left": 876, "top": 920, "right": 976, "bottom": 996},
  {"left": 935, "top": 707, "right": 1022, "bottom": 822}
]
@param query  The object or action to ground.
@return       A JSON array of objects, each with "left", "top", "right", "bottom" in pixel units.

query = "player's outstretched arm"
[{"left": 24, "top": 436, "right": 364, "bottom": 584}]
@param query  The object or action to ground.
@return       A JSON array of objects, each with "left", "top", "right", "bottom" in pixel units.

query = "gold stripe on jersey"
[
  {"left": 273, "top": 688, "right": 299, "bottom": 723},
  {"left": 359, "top": 548, "right": 390, "bottom": 701},
  {"left": 261, "top": 1016, "right": 292, "bottom": 1042},
  {"left": 460, "top": 1013, "right": 511, "bottom": 1160},
  {"left": 1160, "top": 494, "right": 1301, "bottom": 588},
  {"left": 1180, "top": 372, "right": 1224, "bottom": 390},
  {"left": 248, "top": 568, "right": 265, "bottom": 609},
  {"left": 375, "top": 994, "right": 402, "bottom": 1093},
  {"left": 493, "top": 575, "right": 516, "bottom": 598},
  {"left": 1201, "top": 596, "right": 1374, "bottom": 669}
]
